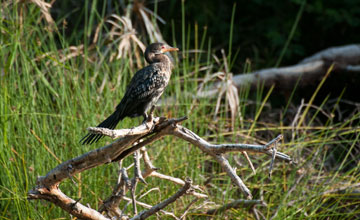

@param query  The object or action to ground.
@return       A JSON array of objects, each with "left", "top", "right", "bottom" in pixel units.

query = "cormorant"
[{"left": 80, "top": 43, "right": 179, "bottom": 145}]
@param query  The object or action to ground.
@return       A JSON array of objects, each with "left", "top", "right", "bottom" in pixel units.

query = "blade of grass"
[
  {"left": 275, "top": 0, "right": 306, "bottom": 67},
  {"left": 228, "top": 3, "right": 236, "bottom": 67},
  {"left": 296, "top": 63, "right": 334, "bottom": 129},
  {"left": 248, "top": 84, "right": 275, "bottom": 136}
]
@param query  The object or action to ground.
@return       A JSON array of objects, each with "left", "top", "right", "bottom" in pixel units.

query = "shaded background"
[
  {"left": 50, "top": 0, "right": 360, "bottom": 105},
  {"left": 52, "top": 0, "right": 360, "bottom": 69}
]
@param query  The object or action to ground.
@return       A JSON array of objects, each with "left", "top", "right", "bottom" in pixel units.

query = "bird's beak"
[{"left": 161, "top": 46, "right": 179, "bottom": 53}]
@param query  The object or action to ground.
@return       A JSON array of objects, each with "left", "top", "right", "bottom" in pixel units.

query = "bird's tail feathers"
[
  {"left": 80, "top": 111, "right": 123, "bottom": 145},
  {"left": 97, "top": 111, "right": 122, "bottom": 129}
]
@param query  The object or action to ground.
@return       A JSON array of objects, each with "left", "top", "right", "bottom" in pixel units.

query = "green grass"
[{"left": 1, "top": 2, "right": 359, "bottom": 219}]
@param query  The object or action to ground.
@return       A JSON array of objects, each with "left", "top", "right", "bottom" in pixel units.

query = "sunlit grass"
[{"left": 0, "top": 1, "right": 359, "bottom": 219}]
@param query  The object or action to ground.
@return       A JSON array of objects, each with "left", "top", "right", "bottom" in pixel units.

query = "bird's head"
[{"left": 145, "top": 43, "right": 179, "bottom": 64}]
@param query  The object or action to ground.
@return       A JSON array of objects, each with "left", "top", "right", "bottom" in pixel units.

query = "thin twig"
[
  {"left": 268, "top": 141, "right": 278, "bottom": 178},
  {"left": 180, "top": 198, "right": 199, "bottom": 220},
  {"left": 131, "top": 178, "right": 193, "bottom": 220},
  {"left": 206, "top": 199, "right": 263, "bottom": 215}
]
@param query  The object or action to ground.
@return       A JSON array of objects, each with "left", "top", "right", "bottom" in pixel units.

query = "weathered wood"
[
  {"left": 198, "top": 44, "right": 360, "bottom": 98},
  {"left": 28, "top": 116, "right": 292, "bottom": 219}
]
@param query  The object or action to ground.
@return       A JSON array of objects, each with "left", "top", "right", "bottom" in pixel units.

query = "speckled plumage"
[
  {"left": 116, "top": 62, "right": 171, "bottom": 118},
  {"left": 80, "top": 43, "right": 178, "bottom": 145}
]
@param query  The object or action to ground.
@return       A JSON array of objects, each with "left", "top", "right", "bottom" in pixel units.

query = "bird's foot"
[
  {"left": 142, "top": 107, "right": 156, "bottom": 130},
  {"left": 147, "top": 105, "right": 156, "bottom": 123},
  {"left": 141, "top": 117, "right": 152, "bottom": 130}
]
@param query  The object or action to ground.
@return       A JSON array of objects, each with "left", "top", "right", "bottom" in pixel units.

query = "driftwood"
[
  {"left": 198, "top": 44, "right": 360, "bottom": 98},
  {"left": 28, "top": 110, "right": 292, "bottom": 219}
]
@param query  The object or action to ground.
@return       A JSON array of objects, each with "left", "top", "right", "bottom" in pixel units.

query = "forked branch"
[{"left": 28, "top": 115, "right": 292, "bottom": 219}]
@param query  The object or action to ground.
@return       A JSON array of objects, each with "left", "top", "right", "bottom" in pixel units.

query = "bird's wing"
[{"left": 115, "top": 65, "right": 168, "bottom": 116}]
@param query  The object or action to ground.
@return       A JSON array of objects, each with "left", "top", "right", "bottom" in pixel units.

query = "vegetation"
[{"left": 1, "top": 0, "right": 359, "bottom": 219}]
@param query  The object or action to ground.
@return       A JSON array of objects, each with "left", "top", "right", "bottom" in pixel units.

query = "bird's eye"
[{"left": 161, "top": 46, "right": 165, "bottom": 49}]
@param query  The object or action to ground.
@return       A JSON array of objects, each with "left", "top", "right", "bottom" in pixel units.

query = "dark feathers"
[{"left": 80, "top": 43, "right": 177, "bottom": 145}]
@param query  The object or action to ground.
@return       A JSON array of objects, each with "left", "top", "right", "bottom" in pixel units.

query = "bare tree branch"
[
  {"left": 198, "top": 44, "right": 360, "bottom": 98},
  {"left": 28, "top": 187, "right": 110, "bottom": 220},
  {"left": 28, "top": 116, "right": 292, "bottom": 219}
]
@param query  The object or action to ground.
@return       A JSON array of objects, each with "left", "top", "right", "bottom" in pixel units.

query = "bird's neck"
[{"left": 146, "top": 54, "right": 173, "bottom": 70}]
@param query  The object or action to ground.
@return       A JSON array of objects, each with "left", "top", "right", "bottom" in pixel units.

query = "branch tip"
[
  {"left": 174, "top": 116, "right": 188, "bottom": 124},
  {"left": 265, "top": 134, "right": 283, "bottom": 149},
  {"left": 70, "top": 197, "right": 82, "bottom": 210}
]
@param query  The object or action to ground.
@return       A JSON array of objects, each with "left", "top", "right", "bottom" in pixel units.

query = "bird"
[{"left": 80, "top": 43, "right": 179, "bottom": 145}]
